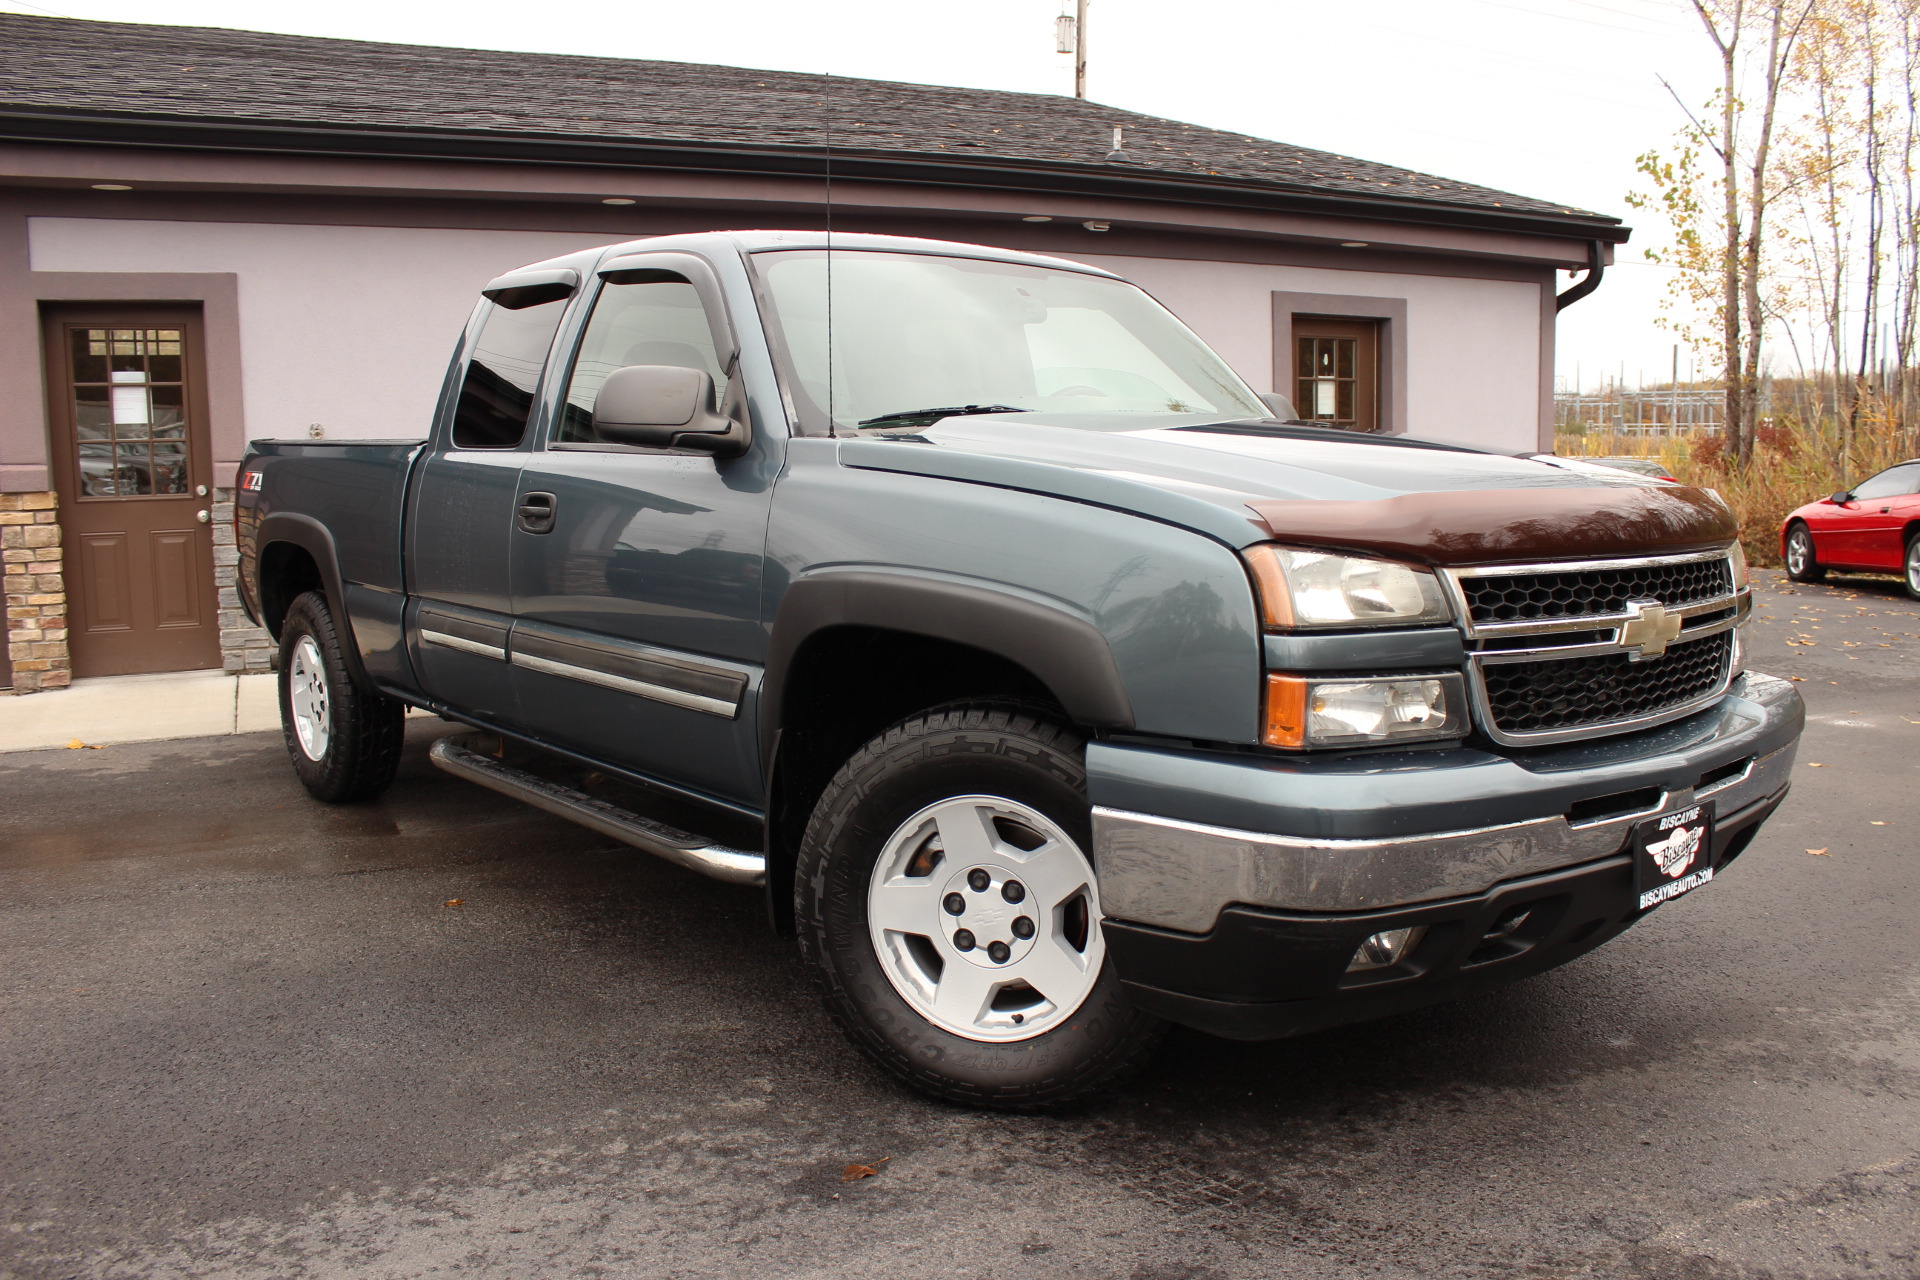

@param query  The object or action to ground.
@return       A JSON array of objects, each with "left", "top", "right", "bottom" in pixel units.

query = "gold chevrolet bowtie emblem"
[{"left": 1619, "top": 600, "right": 1683, "bottom": 659}]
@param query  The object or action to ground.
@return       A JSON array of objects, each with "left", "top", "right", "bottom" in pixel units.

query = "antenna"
[
  {"left": 824, "top": 71, "right": 834, "bottom": 436},
  {"left": 1056, "top": 0, "right": 1088, "bottom": 99}
]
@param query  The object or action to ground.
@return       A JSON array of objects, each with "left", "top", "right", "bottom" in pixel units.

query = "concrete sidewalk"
[{"left": 0, "top": 669, "right": 283, "bottom": 752}]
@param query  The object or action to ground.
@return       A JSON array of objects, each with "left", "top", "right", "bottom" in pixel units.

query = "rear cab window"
[{"left": 451, "top": 296, "right": 571, "bottom": 450}]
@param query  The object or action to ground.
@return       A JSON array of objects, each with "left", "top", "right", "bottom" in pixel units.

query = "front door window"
[{"left": 71, "top": 328, "right": 189, "bottom": 497}]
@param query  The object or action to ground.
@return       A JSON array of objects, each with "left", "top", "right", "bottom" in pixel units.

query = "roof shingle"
[{"left": 0, "top": 14, "right": 1617, "bottom": 230}]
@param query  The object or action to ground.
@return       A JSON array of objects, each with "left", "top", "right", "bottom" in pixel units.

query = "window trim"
[
  {"left": 1271, "top": 292, "right": 1407, "bottom": 434},
  {"left": 532, "top": 251, "right": 741, "bottom": 452},
  {"left": 1850, "top": 462, "right": 1920, "bottom": 500},
  {"left": 444, "top": 293, "right": 574, "bottom": 451}
]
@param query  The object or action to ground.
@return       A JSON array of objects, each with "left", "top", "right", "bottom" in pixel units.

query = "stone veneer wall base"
[
  {"left": 3, "top": 491, "right": 69, "bottom": 693},
  {"left": 212, "top": 486, "right": 275, "bottom": 673},
  {"left": 4, "top": 488, "right": 270, "bottom": 694}
]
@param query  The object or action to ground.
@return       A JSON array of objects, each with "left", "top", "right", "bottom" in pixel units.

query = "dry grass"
[{"left": 1553, "top": 423, "right": 1917, "bottom": 567}]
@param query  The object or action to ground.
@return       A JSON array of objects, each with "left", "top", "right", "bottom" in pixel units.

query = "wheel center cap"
[{"left": 940, "top": 863, "right": 1038, "bottom": 968}]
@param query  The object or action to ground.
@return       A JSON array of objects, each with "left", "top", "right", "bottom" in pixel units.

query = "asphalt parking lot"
[{"left": 3, "top": 569, "right": 1918, "bottom": 1280}]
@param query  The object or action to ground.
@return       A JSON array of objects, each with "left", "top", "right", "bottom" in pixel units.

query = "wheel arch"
[
  {"left": 253, "top": 512, "right": 371, "bottom": 687},
  {"left": 1782, "top": 517, "right": 1811, "bottom": 557},
  {"left": 759, "top": 571, "right": 1133, "bottom": 932}
]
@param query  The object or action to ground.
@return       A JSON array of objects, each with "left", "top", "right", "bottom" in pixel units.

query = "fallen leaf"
[
  {"left": 1790, "top": 676, "right": 1807, "bottom": 681},
  {"left": 842, "top": 1156, "right": 890, "bottom": 1183},
  {"left": 1808, "top": 762, "right": 1825, "bottom": 767},
  {"left": 1806, "top": 848, "right": 1830, "bottom": 856},
  {"left": 1871, "top": 821, "right": 1888, "bottom": 826},
  {"left": 444, "top": 899, "right": 464, "bottom": 907}
]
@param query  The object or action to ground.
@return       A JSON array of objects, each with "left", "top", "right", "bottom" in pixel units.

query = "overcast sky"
[{"left": 4, "top": 0, "right": 1729, "bottom": 391}]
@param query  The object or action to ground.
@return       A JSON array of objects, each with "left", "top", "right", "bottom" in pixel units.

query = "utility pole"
[{"left": 1075, "top": 0, "right": 1087, "bottom": 99}]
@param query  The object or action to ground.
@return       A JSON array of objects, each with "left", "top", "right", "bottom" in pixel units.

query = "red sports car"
[{"left": 1780, "top": 458, "right": 1920, "bottom": 597}]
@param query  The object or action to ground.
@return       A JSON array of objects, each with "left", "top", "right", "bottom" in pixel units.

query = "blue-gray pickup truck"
[{"left": 236, "top": 231, "right": 1802, "bottom": 1108}]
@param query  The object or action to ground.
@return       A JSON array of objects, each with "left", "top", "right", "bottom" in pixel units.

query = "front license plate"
[{"left": 1634, "top": 803, "right": 1716, "bottom": 910}]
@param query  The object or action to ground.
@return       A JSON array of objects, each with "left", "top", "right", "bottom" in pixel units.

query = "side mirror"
[
  {"left": 1828, "top": 490, "right": 1853, "bottom": 504},
  {"left": 592, "top": 365, "right": 749, "bottom": 458}
]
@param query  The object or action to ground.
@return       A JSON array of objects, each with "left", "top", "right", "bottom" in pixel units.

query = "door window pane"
[
  {"left": 68, "top": 327, "right": 189, "bottom": 497},
  {"left": 451, "top": 297, "right": 569, "bottom": 450},
  {"left": 557, "top": 277, "right": 726, "bottom": 443},
  {"left": 1291, "top": 320, "right": 1380, "bottom": 432},
  {"left": 1297, "top": 336, "right": 1360, "bottom": 428},
  {"left": 1851, "top": 464, "right": 1920, "bottom": 499}
]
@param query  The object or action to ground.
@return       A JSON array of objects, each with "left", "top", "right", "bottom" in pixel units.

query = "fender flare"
[
  {"left": 254, "top": 511, "right": 373, "bottom": 689},
  {"left": 759, "top": 570, "right": 1135, "bottom": 770}
]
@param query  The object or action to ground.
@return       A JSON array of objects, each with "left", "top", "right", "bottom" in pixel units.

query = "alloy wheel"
[
  {"left": 866, "top": 794, "right": 1103, "bottom": 1042},
  {"left": 1788, "top": 529, "right": 1813, "bottom": 576},
  {"left": 288, "top": 634, "right": 332, "bottom": 761}
]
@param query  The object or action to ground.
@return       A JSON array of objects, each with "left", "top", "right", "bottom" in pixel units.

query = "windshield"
[{"left": 751, "top": 249, "right": 1266, "bottom": 433}]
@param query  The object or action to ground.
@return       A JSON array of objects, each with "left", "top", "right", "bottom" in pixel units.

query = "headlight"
[
  {"left": 1265, "top": 673, "right": 1469, "bottom": 749},
  {"left": 1244, "top": 545, "right": 1450, "bottom": 629},
  {"left": 1728, "top": 541, "right": 1750, "bottom": 592}
]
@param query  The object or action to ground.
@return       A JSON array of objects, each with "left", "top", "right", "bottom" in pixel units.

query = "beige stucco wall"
[
  {"left": 1066, "top": 252, "right": 1546, "bottom": 452},
  {"left": 28, "top": 217, "right": 609, "bottom": 455},
  {"left": 29, "top": 216, "right": 1545, "bottom": 455}
]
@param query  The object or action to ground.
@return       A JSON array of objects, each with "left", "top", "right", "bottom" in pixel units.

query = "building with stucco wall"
[{"left": 0, "top": 14, "right": 1627, "bottom": 691}]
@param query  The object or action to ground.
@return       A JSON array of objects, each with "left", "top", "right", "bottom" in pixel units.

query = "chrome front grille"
[
  {"left": 1459, "top": 558, "right": 1733, "bottom": 624},
  {"left": 1444, "top": 549, "right": 1747, "bottom": 747},
  {"left": 1480, "top": 630, "right": 1733, "bottom": 734}
]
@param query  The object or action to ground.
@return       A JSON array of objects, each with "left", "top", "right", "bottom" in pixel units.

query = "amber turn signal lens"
[
  {"left": 1263, "top": 674, "right": 1307, "bottom": 749},
  {"left": 1242, "top": 544, "right": 1296, "bottom": 629}
]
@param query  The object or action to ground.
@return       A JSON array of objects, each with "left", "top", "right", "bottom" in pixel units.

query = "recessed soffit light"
[
  {"left": 1340, "top": 241, "right": 1369, "bottom": 248},
  {"left": 602, "top": 197, "right": 636, "bottom": 206},
  {"left": 1022, "top": 215, "right": 1052, "bottom": 222},
  {"left": 92, "top": 183, "right": 132, "bottom": 191},
  {"left": 1083, "top": 220, "right": 1111, "bottom": 232}
]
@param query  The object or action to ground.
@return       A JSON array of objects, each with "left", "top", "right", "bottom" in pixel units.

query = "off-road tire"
[
  {"left": 278, "top": 590, "right": 405, "bottom": 803},
  {"left": 1785, "top": 523, "right": 1826, "bottom": 583},
  {"left": 796, "top": 701, "right": 1166, "bottom": 1109}
]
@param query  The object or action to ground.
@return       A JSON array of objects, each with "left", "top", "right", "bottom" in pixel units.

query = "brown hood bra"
[{"left": 1244, "top": 483, "right": 1737, "bottom": 567}]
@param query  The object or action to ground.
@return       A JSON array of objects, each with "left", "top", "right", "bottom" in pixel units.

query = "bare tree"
[{"left": 1633, "top": 0, "right": 1818, "bottom": 468}]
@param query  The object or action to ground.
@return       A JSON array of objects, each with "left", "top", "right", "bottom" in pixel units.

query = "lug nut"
[
  {"left": 968, "top": 869, "right": 991, "bottom": 892},
  {"left": 953, "top": 929, "right": 976, "bottom": 951},
  {"left": 1001, "top": 879, "right": 1025, "bottom": 904},
  {"left": 943, "top": 892, "right": 966, "bottom": 916},
  {"left": 987, "top": 940, "right": 1011, "bottom": 963},
  {"left": 1011, "top": 915, "right": 1035, "bottom": 939}
]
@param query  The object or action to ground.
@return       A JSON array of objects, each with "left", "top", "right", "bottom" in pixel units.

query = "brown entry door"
[{"left": 44, "top": 306, "right": 221, "bottom": 677}]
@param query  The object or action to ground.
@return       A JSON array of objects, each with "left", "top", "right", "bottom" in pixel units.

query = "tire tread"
[
  {"left": 796, "top": 700, "right": 1164, "bottom": 1110},
  {"left": 279, "top": 591, "right": 405, "bottom": 803}
]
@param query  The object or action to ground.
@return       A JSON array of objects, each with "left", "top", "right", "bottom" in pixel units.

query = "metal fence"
[{"left": 1554, "top": 388, "right": 1723, "bottom": 435}]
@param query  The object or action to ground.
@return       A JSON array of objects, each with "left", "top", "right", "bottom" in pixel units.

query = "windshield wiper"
[{"left": 856, "top": 404, "right": 1030, "bottom": 429}]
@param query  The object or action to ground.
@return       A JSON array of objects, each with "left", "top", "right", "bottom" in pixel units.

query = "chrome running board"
[{"left": 427, "top": 733, "right": 765, "bottom": 887}]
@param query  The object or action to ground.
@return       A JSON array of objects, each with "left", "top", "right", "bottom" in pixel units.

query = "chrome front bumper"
[{"left": 1092, "top": 672, "right": 1802, "bottom": 934}]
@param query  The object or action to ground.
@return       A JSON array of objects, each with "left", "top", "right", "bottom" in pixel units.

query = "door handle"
[
  {"left": 196, "top": 509, "right": 210, "bottom": 523},
  {"left": 517, "top": 491, "right": 557, "bottom": 534}
]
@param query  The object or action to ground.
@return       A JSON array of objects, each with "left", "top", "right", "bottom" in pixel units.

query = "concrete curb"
[{"left": 0, "top": 669, "right": 283, "bottom": 752}]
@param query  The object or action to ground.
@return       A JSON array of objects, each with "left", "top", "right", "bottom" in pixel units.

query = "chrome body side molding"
[
  {"left": 420, "top": 629, "right": 505, "bottom": 661},
  {"left": 506, "top": 621, "right": 748, "bottom": 719}
]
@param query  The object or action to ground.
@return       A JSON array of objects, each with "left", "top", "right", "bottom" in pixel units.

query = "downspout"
[{"left": 1555, "top": 239, "right": 1606, "bottom": 310}]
